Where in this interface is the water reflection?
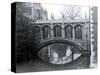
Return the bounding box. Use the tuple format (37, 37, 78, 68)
(37, 43, 82, 64)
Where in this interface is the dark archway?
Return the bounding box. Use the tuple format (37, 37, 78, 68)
(42, 25, 51, 39)
(74, 24, 82, 40)
(65, 25, 73, 39)
(53, 25, 62, 38)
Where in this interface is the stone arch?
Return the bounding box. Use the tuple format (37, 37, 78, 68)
(53, 25, 62, 38)
(35, 39, 86, 54)
(74, 24, 82, 39)
(42, 25, 51, 39)
(64, 25, 73, 39)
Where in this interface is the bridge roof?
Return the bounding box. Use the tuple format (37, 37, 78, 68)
(31, 19, 89, 24)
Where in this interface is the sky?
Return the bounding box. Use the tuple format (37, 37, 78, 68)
(41, 3, 89, 20)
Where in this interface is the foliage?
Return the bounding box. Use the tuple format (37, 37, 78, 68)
(61, 5, 81, 20)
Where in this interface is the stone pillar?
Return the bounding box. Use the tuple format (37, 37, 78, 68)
(40, 27, 43, 42)
(73, 25, 75, 40)
(62, 23, 65, 39)
(51, 23, 54, 39)
(82, 24, 84, 41)
(82, 27, 86, 49)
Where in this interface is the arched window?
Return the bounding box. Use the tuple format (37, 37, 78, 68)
(42, 25, 51, 39)
(65, 25, 73, 39)
(74, 25, 82, 39)
(53, 25, 62, 37)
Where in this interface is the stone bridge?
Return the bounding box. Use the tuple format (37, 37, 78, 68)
(30, 19, 91, 65)
(31, 20, 90, 51)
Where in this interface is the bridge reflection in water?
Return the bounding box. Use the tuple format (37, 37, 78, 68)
(37, 43, 82, 65)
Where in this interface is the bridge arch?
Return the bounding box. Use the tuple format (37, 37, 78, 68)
(53, 25, 62, 38)
(74, 24, 83, 28)
(64, 25, 73, 39)
(42, 25, 51, 39)
(35, 39, 85, 54)
(74, 24, 83, 39)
